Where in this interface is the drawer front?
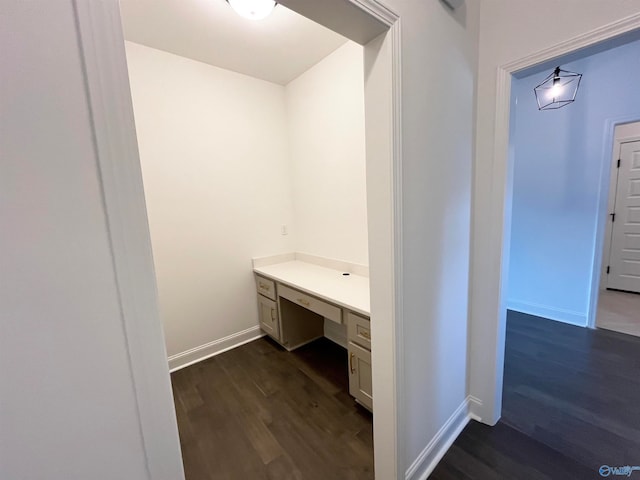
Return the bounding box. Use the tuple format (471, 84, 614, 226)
(347, 312, 371, 350)
(255, 275, 276, 301)
(258, 295, 279, 340)
(278, 284, 342, 324)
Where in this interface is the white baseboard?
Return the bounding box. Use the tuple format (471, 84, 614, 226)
(467, 395, 483, 422)
(324, 319, 348, 349)
(507, 299, 587, 327)
(405, 396, 474, 480)
(168, 325, 264, 372)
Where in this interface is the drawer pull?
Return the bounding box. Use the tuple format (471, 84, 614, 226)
(271, 308, 276, 321)
(278, 284, 341, 324)
(360, 330, 371, 340)
(350, 353, 356, 374)
(297, 298, 311, 307)
(259, 282, 271, 291)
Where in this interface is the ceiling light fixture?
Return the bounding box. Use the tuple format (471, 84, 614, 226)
(534, 66, 582, 110)
(227, 0, 277, 20)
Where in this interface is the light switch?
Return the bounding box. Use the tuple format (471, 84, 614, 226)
(281, 225, 288, 235)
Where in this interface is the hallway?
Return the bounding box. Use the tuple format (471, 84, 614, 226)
(432, 311, 640, 479)
(597, 289, 640, 338)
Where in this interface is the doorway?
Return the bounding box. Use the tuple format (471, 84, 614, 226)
(468, 12, 640, 427)
(597, 121, 640, 337)
(505, 36, 640, 331)
(475, 24, 640, 474)
(603, 136, 640, 293)
(72, 0, 402, 478)
(120, 2, 373, 476)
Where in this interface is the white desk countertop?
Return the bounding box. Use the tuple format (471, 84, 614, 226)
(253, 260, 370, 317)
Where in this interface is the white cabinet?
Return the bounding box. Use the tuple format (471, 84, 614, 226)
(348, 340, 373, 411)
(255, 275, 276, 301)
(347, 312, 372, 411)
(253, 267, 372, 410)
(347, 311, 371, 350)
(257, 292, 280, 341)
(254, 275, 323, 349)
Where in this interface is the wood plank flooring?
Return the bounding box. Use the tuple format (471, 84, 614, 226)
(597, 288, 640, 338)
(432, 310, 640, 479)
(173, 311, 640, 479)
(171, 337, 373, 480)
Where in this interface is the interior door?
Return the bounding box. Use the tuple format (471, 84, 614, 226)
(608, 140, 640, 293)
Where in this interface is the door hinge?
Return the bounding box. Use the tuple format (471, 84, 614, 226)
(610, 212, 616, 222)
(617, 158, 621, 168)
(607, 266, 610, 274)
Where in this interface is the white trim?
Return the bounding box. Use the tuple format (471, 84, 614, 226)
(404, 397, 474, 480)
(350, 0, 399, 26)
(468, 396, 483, 422)
(599, 127, 626, 292)
(360, 4, 403, 478)
(476, 11, 640, 427)
(342, 1, 402, 478)
(72, 1, 185, 479)
(503, 13, 640, 73)
(507, 300, 587, 327)
(391, 16, 405, 480)
(602, 138, 618, 291)
(168, 326, 265, 372)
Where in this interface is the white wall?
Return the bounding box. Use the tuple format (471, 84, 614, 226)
(3, 1, 482, 479)
(126, 39, 369, 363)
(470, 0, 640, 425)
(290, 3, 481, 474)
(1, 2, 181, 479)
(286, 42, 368, 266)
(125, 42, 295, 362)
(374, 0, 480, 475)
(507, 39, 640, 326)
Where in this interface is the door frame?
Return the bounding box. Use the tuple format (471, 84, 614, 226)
(472, 12, 640, 425)
(72, 0, 404, 478)
(600, 125, 640, 295)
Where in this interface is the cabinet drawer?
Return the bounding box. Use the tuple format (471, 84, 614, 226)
(278, 284, 342, 324)
(255, 275, 276, 301)
(347, 312, 371, 350)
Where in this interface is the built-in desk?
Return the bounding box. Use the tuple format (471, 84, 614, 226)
(253, 254, 372, 410)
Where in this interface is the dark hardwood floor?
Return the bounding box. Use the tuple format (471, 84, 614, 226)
(432, 310, 640, 479)
(173, 311, 640, 479)
(171, 337, 374, 480)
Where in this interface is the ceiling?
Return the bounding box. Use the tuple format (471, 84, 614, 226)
(119, 0, 349, 85)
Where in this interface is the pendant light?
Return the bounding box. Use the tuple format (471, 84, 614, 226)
(227, 0, 277, 20)
(534, 66, 582, 110)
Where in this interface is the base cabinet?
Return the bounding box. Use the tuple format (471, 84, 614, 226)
(254, 273, 373, 410)
(348, 341, 373, 411)
(257, 294, 279, 341)
(347, 312, 372, 411)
